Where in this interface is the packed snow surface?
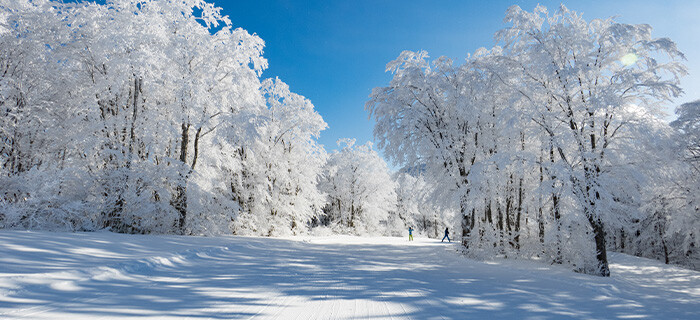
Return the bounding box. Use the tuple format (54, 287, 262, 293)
(0, 231, 698, 319)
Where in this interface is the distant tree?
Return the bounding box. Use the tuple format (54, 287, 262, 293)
(231, 78, 327, 236)
(672, 100, 700, 170)
(394, 172, 453, 238)
(319, 140, 397, 235)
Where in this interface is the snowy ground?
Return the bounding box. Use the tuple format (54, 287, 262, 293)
(0, 231, 698, 319)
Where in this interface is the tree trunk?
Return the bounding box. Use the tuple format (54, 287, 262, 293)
(174, 184, 187, 233)
(485, 200, 493, 224)
(538, 154, 545, 245)
(350, 202, 355, 228)
(550, 143, 562, 264)
(173, 122, 190, 234)
(553, 193, 562, 264)
(127, 77, 141, 162)
(589, 215, 610, 276)
(620, 229, 626, 251)
(461, 198, 471, 248)
(515, 132, 524, 250)
(538, 206, 545, 244)
(515, 177, 523, 250)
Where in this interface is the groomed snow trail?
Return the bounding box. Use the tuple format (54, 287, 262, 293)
(0, 231, 698, 319)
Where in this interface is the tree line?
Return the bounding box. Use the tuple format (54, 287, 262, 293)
(0, 0, 436, 238)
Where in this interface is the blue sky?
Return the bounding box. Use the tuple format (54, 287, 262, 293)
(219, 0, 700, 166)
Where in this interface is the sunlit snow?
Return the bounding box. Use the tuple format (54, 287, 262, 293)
(1, 231, 698, 319)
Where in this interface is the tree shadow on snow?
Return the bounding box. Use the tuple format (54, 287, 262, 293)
(0, 231, 698, 319)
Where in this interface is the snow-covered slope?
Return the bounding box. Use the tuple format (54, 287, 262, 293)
(0, 231, 698, 319)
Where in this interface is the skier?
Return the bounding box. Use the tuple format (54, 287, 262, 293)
(441, 227, 450, 242)
(408, 226, 414, 241)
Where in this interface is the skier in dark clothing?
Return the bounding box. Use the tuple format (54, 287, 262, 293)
(441, 227, 450, 242)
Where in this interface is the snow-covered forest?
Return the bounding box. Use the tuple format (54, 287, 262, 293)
(1, 0, 698, 277)
(0, 0, 429, 238)
(367, 5, 699, 275)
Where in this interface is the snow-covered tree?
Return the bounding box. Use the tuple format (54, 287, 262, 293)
(368, 4, 687, 276)
(492, 4, 685, 276)
(231, 78, 327, 236)
(649, 99, 700, 268)
(319, 140, 397, 235)
(394, 172, 453, 238)
(672, 100, 700, 169)
(0, 0, 326, 236)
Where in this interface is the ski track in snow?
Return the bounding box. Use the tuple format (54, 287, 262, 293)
(0, 231, 698, 319)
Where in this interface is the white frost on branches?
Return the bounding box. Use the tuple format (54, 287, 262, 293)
(367, 4, 692, 275)
(318, 139, 397, 235)
(0, 0, 326, 236)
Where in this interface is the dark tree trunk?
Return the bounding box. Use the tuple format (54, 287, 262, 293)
(350, 202, 355, 228)
(589, 215, 610, 276)
(174, 185, 187, 234)
(538, 206, 545, 244)
(173, 122, 190, 234)
(505, 180, 512, 235)
(515, 178, 523, 250)
(485, 200, 493, 224)
(461, 212, 470, 248)
(459, 184, 475, 247)
(127, 77, 141, 161)
(553, 193, 562, 264)
(538, 155, 545, 245)
(191, 127, 202, 170)
(461, 198, 472, 248)
(620, 229, 626, 251)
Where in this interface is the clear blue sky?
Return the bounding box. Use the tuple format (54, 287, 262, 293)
(219, 0, 700, 166)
